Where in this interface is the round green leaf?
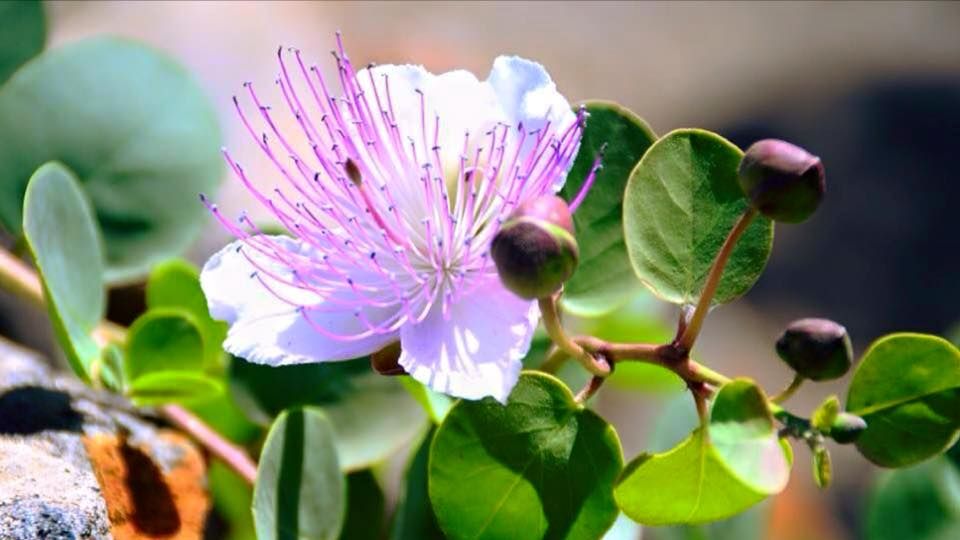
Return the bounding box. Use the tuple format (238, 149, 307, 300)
(126, 309, 205, 380)
(623, 129, 774, 306)
(867, 457, 960, 540)
(127, 371, 223, 406)
(255, 407, 345, 540)
(23, 162, 104, 382)
(646, 396, 773, 540)
(846, 333, 960, 468)
(340, 470, 386, 540)
(0, 0, 45, 85)
(229, 356, 425, 471)
(146, 259, 227, 368)
(429, 371, 623, 540)
(615, 379, 790, 525)
(0, 37, 222, 282)
(710, 380, 790, 494)
(560, 101, 657, 316)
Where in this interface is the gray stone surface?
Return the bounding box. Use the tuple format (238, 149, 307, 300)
(0, 337, 195, 540)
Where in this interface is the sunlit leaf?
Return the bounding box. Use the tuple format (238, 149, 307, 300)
(127, 371, 223, 406)
(430, 372, 623, 540)
(615, 379, 790, 525)
(846, 333, 960, 468)
(22, 162, 103, 381)
(146, 258, 227, 369)
(254, 407, 345, 540)
(125, 308, 204, 380)
(400, 377, 453, 424)
(623, 129, 773, 306)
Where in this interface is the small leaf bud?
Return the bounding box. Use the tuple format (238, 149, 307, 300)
(491, 195, 579, 300)
(813, 446, 832, 489)
(775, 318, 853, 381)
(811, 395, 841, 433)
(738, 139, 825, 223)
(829, 412, 867, 444)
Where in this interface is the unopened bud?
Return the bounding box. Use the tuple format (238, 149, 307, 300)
(371, 342, 405, 375)
(829, 412, 867, 444)
(775, 318, 853, 381)
(491, 195, 579, 300)
(738, 139, 825, 223)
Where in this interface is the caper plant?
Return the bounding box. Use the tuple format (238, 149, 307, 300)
(0, 13, 957, 540)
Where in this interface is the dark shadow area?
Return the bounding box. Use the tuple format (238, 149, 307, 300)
(276, 408, 305, 540)
(722, 75, 960, 540)
(0, 386, 82, 435)
(121, 441, 181, 536)
(106, 282, 147, 327)
(723, 76, 960, 343)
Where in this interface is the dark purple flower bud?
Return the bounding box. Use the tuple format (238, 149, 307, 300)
(738, 139, 825, 223)
(775, 318, 853, 381)
(491, 195, 579, 300)
(829, 412, 867, 444)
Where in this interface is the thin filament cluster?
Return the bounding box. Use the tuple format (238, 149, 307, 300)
(203, 35, 591, 343)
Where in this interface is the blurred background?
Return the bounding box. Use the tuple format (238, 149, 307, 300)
(3, 1, 960, 539)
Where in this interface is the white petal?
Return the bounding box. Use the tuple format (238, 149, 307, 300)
(487, 56, 578, 190)
(398, 279, 540, 403)
(358, 63, 503, 169)
(200, 235, 400, 365)
(487, 56, 575, 133)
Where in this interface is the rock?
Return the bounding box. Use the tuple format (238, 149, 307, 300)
(0, 337, 209, 539)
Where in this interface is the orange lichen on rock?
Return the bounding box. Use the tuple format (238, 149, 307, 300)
(83, 431, 209, 540)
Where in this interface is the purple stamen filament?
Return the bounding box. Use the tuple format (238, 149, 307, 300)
(208, 35, 589, 339)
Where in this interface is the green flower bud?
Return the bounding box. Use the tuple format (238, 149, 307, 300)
(775, 318, 853, 381)
(738, 139, 825, 223)
(829, 412, 867, 444)
(491, 195, 579, 300)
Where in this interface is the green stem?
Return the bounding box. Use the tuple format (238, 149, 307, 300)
(685, 361, 732, 386)
(538, 295, 610, 376)
(677, 208, 757, 352)
(770, 374, 805, 404)
(539, 346, 569, 374)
